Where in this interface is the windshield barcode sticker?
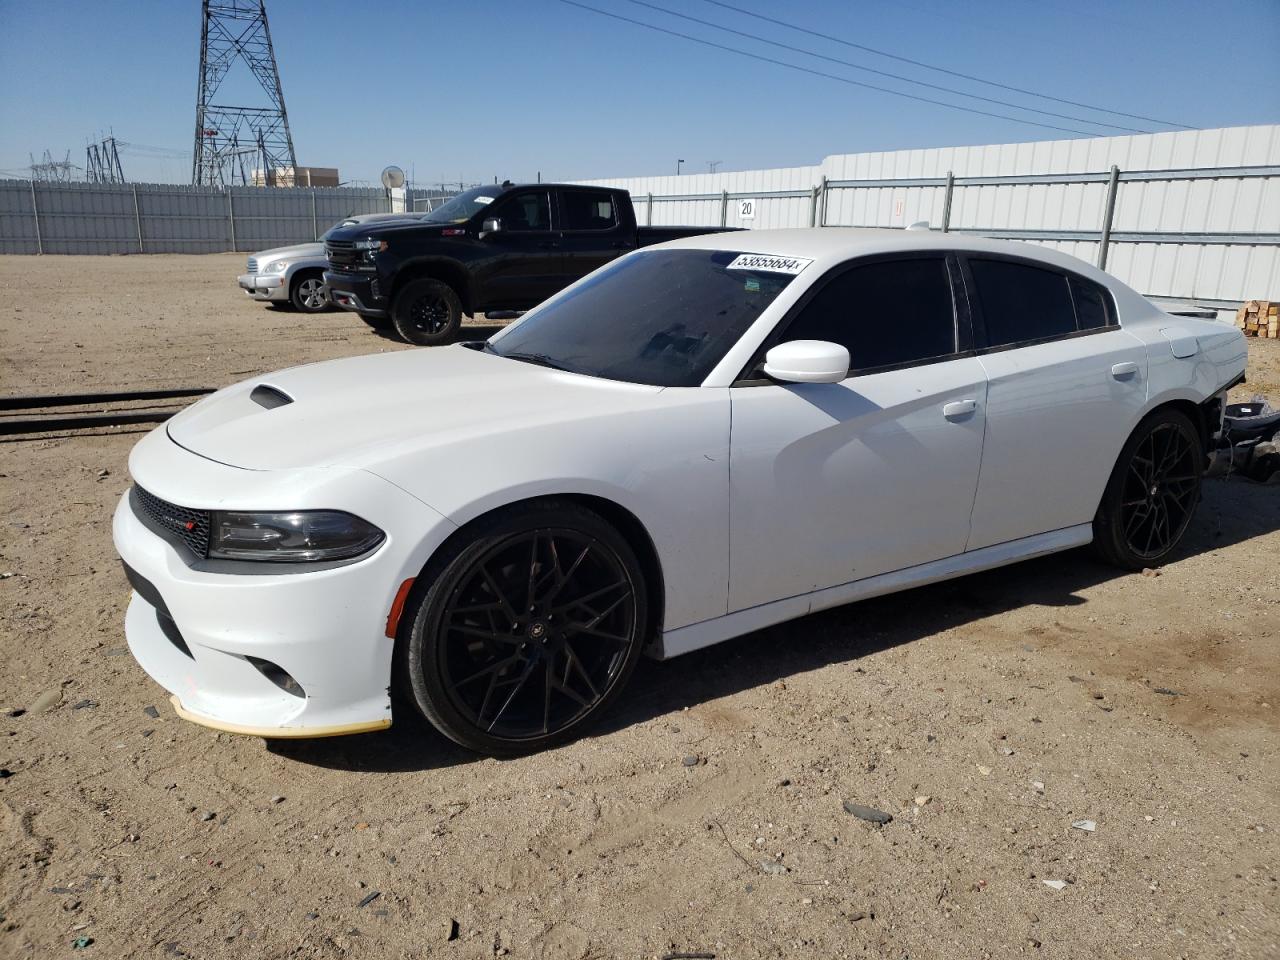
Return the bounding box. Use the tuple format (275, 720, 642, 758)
(474, 196, 494, 205)
(726, 254, 813, 274)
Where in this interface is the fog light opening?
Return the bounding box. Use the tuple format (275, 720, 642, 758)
(245, 656, 306, 699)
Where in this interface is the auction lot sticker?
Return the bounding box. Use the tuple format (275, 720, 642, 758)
(726, 253, 813, 275)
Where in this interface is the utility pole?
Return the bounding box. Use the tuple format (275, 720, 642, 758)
(193, 0, 297, 186)
(707, 160, 722, 174)
(676, 158, 684, 176)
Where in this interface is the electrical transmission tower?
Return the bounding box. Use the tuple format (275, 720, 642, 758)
(86, 135, 127, 183)
(29, 150, 80, 182)
(192, 0, 296, 187)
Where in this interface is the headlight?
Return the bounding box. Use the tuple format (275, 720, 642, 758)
(354, 238, 388, 252)
(208, 510, 385, 562)
(264, 260, 290, 274)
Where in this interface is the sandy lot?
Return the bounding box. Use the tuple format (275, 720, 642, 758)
(1, 254, 1277, 960)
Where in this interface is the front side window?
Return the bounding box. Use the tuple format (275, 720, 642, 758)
(778, 257, 956, 372)
(488, 191, 550, 231)
(969, 258, 1077, 346)
(560, 190, 618, 231)
(489, 250, 796, 387)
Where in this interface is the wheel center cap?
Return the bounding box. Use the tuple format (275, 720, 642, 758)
(1150, 484, 1159, 496)
(527, 621, 548, 641)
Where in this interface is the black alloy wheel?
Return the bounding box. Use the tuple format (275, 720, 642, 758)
(1093, 408, 1202, 569)
(392, 277, 463, 346)
(399, 502, 648, 754)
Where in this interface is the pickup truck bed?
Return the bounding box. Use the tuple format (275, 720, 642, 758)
(324, 182, 740, 345)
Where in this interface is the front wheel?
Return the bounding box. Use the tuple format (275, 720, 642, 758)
(392, 278, 463, 346)
(398, 502, 648, 755)
(1092, 408, 1202, 569)
(290, 270, 331, 313)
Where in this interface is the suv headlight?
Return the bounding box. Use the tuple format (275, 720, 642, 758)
(354, 238, 388, 252)
(208, 510, 385, 562)
(264, 260, 290, 274)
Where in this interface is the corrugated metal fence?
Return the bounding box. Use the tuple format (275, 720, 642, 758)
(582, 125, 1280, 305)
(0, 181, 454, 255)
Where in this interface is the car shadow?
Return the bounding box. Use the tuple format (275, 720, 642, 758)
(268, 476, 1279, 773)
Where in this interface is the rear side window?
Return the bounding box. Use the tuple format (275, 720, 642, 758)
(560, 190, 618, 231)
(780, 257, 956, 371)
(970, 258, 1076, 346)
(1069, 275, 1114, 330)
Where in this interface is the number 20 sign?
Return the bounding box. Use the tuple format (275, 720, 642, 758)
(738, 198, 756, 221)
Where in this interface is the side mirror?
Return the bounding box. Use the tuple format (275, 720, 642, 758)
(763, 340, 850, 384)
(480, 217, 503, 238)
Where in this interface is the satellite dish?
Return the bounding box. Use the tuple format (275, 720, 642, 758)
(380, 165, 405, 189)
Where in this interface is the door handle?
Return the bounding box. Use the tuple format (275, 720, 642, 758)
(1111, 361, 1139, 379)
(943, 399, 977, 420)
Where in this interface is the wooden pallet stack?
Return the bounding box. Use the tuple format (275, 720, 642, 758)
(1237, 300, 1280, 338)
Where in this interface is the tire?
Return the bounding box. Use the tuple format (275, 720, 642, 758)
(397, 501, 649, 755)
(1092, 407, 1203, 570)
(392, 278, 463, 346)
(290, 270, 330, 313)
(359, 313, 394, 331)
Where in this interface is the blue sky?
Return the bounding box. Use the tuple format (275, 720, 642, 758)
(1, 0, 1278, 186)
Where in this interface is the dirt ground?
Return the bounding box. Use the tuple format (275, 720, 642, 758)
(0, 254, 1277, 960)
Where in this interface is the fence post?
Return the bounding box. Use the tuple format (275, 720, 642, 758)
(809, 184, 819, 227)
(1097, 164, 1120, 270)
(720, 190, 729, 228)
(818, 175, 829, 227)
(646, 192, 653, 226)
(311, 188, 318, 240)
(226, 187, 237, 253)
(29, 180, 43, 254)
(132, 184, 144, 253)
(941, 171, 955, 233)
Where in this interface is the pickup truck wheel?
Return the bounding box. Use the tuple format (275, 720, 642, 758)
(393, 278, 463, 346)
(289, 271, 331, 313)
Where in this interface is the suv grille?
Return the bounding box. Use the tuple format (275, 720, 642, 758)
(132, 487, 211, 558)
(325, 240, 372, 272)
(246, 256, 259, 274)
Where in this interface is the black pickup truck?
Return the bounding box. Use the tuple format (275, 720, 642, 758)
(323, 183, 738, 345)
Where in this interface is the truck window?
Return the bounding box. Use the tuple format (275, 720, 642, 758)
(489, 191, 550, 232)
(560, 190, 618, 231)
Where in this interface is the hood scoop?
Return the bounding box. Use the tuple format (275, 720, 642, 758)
(250, 384, 294, 410)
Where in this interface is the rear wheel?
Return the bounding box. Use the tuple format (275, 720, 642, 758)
(398, 501, 648, 755)
(392, 278, 463, 346)
(1092, 408, 1202, 569)
(290, 270, 330, 313)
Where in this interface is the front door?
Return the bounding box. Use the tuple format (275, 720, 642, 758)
(728, 254, 988, 612)
(473, 188, 560, 310)
(555, 188, 630, 286)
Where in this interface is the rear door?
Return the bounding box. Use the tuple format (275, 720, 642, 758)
(961, 255, 1148, 550)
(473, 188, 560, 310)
(555, 188, 632, 285)
(728, 254, 989, 611)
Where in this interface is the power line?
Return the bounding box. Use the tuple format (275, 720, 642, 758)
(698, 0, 1193, 130)
(623, 0, 1146, 134)
(558, 0, 1099, 136)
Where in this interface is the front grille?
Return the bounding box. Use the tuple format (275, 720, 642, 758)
(325, 240, 372, 272)
(132, 486, 211, 559)
(246, 256, 259, 274)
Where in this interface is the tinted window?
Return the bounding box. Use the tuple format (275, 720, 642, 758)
(490, 250, 795, 387)
(970, 259, 1076, 346)
(1070, 275, 1113, 330)
(421, 185, 502, 224)
(780, 257, 956, 371)
(560, 190, 618, 231)
(489, 191, 550, 231)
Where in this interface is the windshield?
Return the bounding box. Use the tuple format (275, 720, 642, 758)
(422, 186, 502, 224)
(489, 250, 798, 387)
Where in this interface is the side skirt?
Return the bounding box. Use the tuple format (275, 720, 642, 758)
(658, 524, 1093, 660)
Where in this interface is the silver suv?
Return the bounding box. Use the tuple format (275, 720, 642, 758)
(238, 212, 432, 313)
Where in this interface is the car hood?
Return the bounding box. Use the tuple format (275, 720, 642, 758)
(254, 241, 323, 262)
(166, 345, 664, 471)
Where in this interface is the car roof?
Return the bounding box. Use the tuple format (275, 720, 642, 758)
(655, 226, 1117, 285)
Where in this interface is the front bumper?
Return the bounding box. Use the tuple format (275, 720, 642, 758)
(238, 273, 288, 302)
(324, 270, 388, 317)
(112, 427, 455, 736)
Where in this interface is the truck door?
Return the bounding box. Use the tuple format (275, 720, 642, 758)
(473, 188, 561, 310)
(555, 188, 631, 287)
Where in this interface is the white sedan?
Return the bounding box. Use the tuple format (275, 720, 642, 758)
(113, 229, 1246, 754)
